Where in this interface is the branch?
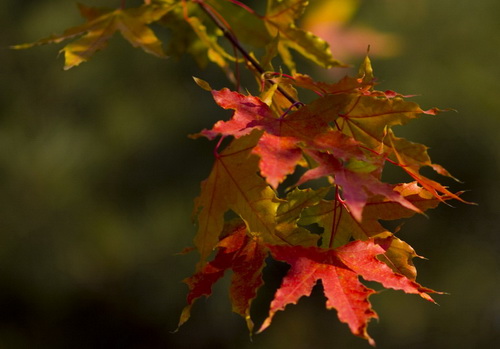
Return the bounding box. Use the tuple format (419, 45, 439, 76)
(196, 1, 299, 106)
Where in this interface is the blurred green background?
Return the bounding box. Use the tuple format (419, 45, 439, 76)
(1, 0, 498, 348)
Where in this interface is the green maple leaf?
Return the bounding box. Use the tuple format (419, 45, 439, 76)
(275, 187, 330, 246)
(183, 15, 236, 74)
(264, 0, 342, 72)
(205, 0, 270, 49)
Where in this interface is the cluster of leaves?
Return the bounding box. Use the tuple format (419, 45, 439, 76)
(12, 0, 339, 73)
(14, 0, 469, 345)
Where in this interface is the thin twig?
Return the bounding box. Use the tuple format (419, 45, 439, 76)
(196, 1, 299, 106)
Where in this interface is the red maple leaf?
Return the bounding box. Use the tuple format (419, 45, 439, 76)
(259, 239, 439, 346)
(178, 221, 267, 333)
(298, 150, 421, 221)
(197, 88, 272, 140)
(196, 88, 364, 188)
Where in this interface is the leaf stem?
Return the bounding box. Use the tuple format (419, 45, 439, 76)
(279, 101, 304, 119)
(328, 186, 345, 249)
(195, 0, 299, 106)
(225, 0, 261, 17)
(214, 135, 225, 158)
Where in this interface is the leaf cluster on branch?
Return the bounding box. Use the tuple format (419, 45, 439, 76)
(13, 0, 471, 345)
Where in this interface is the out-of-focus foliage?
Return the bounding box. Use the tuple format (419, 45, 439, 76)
(12, 2, 173, 69)
(1, 0, 499, 348)
(12, 0, 341, 76)
(302, 0, 402, 60)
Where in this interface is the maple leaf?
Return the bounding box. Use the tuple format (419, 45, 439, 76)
(193, 130, 323, 260)
(300, 182, 451, 279)
(196, 88, 273, 140)
(12, 2, 174, 69)
(195, 56, 381, 189)
(264, 0, 342, 72)
(259, 239, 439, 346)
(178, 221, 267, 333)
(195, 60, 467, 241)
(309, 130, 366, 160)
(387, 130, 470, 204)
(204, 0, 271, 49)
(258, 72, 302, 113)
(334, 92, 469, 204)
(337, 94, 430, 145)
(183, 15, 236, 77)
(298, 150, 421, 222)
(192, 131, 281, 265)
(290, 54, 375, 94)
(252, 133, 304, 189)
(291, 73, 367, 95)
(290, 58, 374, 96)
(194, 89, 305, 188)
(274, 187, 330, 246)
(157, 6, 209, 67)
(197, 87, 364, 188)
(192, 129, 329, 263)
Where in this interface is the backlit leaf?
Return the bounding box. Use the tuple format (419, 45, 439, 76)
(179, 221, 267, 333)
(205, 0, 271, 49)
(298, 150, 421, 221)
(192, 131, 281, 265)
(12, 2, 174, 69)
(264, 0, 342, 72)
(184, 15, 236, 74)
(197, 87, 363, 188)
(259, 239, 439, 346)
(300, 182, 450, 279)
(274, 187, 330, 246)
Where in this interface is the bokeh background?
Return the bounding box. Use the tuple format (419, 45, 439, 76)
(1, 0, 499, 348)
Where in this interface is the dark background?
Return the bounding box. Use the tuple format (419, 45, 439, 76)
(1, 0, 498, 348)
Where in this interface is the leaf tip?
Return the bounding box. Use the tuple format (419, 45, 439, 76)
(368, 336, 376, 347)
(193, 76, 213, 91)
(174, 246, 196, 255)
(359, 51, 374, 82)
(10, 43, 30, 50)
(255, 317, 272, 334)
(175, 305, 193, 332)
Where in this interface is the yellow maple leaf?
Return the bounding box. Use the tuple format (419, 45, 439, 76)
(12, 3, 175, 69)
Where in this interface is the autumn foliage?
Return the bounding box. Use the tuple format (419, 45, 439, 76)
(13, 0, 470, 345)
